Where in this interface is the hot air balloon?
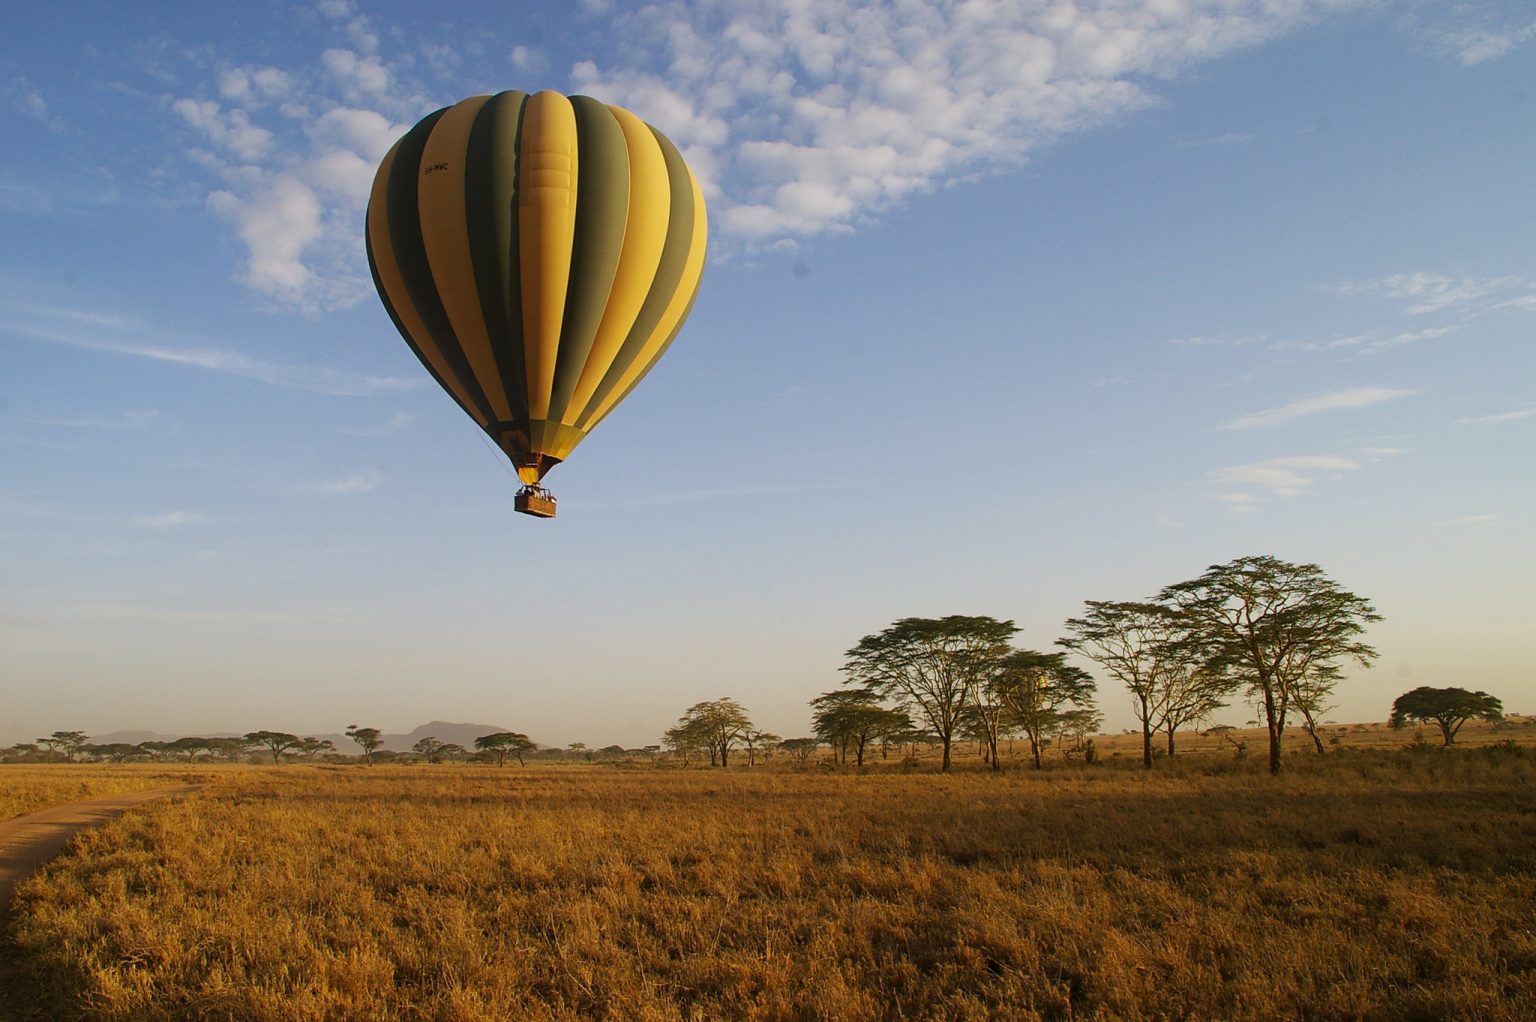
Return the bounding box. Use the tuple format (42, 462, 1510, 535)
(366, 90, 708, 518)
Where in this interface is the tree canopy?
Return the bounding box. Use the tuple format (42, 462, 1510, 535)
(993, 650, 1097, 769)
(1390, 687, 1503, 746)
(843, 615, 1018, 772)
(666, 698, 754, 767)
(474, 731, 535, 766)
(1159, 556, 1379, 775)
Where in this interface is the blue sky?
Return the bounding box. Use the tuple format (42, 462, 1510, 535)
(3, 0, 1533, 748)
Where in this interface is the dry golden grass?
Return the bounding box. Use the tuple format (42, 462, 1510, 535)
(0, 765, 222, 821)
(6, 746, 1536, 1021)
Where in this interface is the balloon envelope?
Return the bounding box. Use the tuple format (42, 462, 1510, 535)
(367, 90, 708, 485)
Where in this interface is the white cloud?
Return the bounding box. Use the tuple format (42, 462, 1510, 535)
(14, 320, 420, 398)
(1331, 272, 1530, 316)
(1438, 514, 1500, 527)
(217, 66, 294, 107)
(1210, 455, 1359, 510)
(18, 411, 157, 430)
(1219, 386, 1416, 430)
(133, 510, 214, 529)
(341, 411, 416, 437)
(208, 176, 323, 303)
(322, 48, 392, 99)
(300, 470, 385, 495)
(1405, 8, 1536, 66)
(1456, 407, 1533, 426)
(571, 0, 1368, 243)
(173, 98, 275, 161)
(510, 45, 544, 73)
(169, 0, 1531, 310)
(1287, 325, 1458, 354)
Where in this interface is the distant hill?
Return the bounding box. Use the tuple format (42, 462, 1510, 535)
(91, 721, 529, 754)
(378, 721, 518, 753)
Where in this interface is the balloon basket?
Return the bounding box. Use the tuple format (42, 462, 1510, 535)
(515, 486, 557, 519)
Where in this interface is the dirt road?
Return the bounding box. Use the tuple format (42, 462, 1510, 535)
(0, 785, 203, 920)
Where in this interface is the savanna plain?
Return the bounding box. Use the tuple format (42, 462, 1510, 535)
(3, 730, 1535, 1021)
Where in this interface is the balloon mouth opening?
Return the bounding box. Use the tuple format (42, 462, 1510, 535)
(514, 453, 562, 485)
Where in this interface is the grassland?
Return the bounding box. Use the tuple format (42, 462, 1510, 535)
(0, 765, 222, 822)
(4, 738, 1535, 1022)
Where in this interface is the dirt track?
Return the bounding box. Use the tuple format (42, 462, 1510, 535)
(0, 785, 202, 921)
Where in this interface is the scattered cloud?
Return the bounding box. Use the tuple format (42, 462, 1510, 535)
(1403, 8, 1536, 66)
(1437, 513, 1500, 527)
(1329, 272, 1532, 316)
(1280, 325, 1458, 355)
(133, 510, 216, 529)
(162, 0, 1381, 307)
(7, 299, 421, 398)
(341, 411, 416, 437)
(4, 74, 61, 131)
(574, 0, 1371, 244)
(1456, 407, 1533, 426)
(13, 410, 157, 430)
(1219, 386, 1416, 430)
(1166, 334, 1266, 349)
(1173, 131, 1254, 147)
(299, 470, 384, 495)
(1210, 455, 1359, 511)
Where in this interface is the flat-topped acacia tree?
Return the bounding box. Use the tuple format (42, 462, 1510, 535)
(1390, 687, 1504, 746)
(346, 725, 384, 765)
(474, 732, 535, 766)
(245, 731, 302, 765)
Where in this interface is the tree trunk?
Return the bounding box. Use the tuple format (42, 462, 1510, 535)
(1142, 720, 1153, 769)
(855, 738, 865, 768)
(940, 735, 952, 772)
(988, 737, 1000, 771)
(1167, 726, 1176, 759)
(1030, 735, 1043, 770)
(1306, 722, 1325, 754)
(1264, 689, 1282, 775)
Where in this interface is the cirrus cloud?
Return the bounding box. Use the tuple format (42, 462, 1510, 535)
(1219, 386, 1417, 430)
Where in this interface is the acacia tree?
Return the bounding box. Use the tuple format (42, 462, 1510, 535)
(1283, 648, 1344, 755)
(346, 725, 384, 765)
(295, 737, 335, 759)
(1159, 662, 1232, 758)
(37, 731, 89, 763)
(475, 731, 535, 766)
(811, 690, 904, 767)
(668, 698, 753, 767)
(1159, 556, 1380, 776)
(662, 719, 707, 765)
(742, 729, 780, 767)
(412, 736, 446, 763)
(994, 650, 1097, 769)
(1059, 601, 1180, 769)
(964, 670, 1021, 771)
(246, 731, 303, 764)
(1054, 707, 1104, 756)
(843, 616, 1017, 772)
(84, 742, 144, 763)
(779, 738, 820, 763)
(1390, 687, 1504, 746)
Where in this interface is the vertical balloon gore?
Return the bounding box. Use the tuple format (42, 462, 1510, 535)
(366, 90, 708, 517)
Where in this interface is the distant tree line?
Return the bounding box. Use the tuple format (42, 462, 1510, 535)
(10, 559, 1517, 774)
